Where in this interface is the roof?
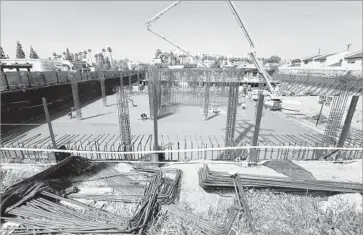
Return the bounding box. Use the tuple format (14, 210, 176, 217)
(344, 50, 362, 59)
(313, 53, 336, 61)
(235, 63, 256, 70)
(329, 61, 342, 67)
(301, 54, 321, 62)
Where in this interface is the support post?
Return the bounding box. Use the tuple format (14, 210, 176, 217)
(16, 69, 23, 88)
(204, 71, 210, 120)
(153, 73, 159, 149)
(119, 70, 124, 87)
(71, 77, 82, 120)
(316, 101, 324, 126)
(100, 73, 107, 107)
(129, 71, 132, 93)
(148, 70, 155, 119)
(42, 97, 57, 150)
(250, 94, 264, 163)
(2, 71, 10, 90)
(137, 70, 140, 87)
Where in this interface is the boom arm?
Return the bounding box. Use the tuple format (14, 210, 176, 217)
(226, 1, 275, 94)
(145, 1, 181, 28)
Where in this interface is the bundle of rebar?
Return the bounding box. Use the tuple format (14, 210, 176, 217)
(132, 165, 182, 205)
(2, 191, 129, 234)
(198, 164, 363, 193)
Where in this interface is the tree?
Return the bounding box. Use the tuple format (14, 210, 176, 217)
(52, 52, 57, 60)
(83, 50, 88, 58)
(265, 55, 281, 64)
(155, 49, 162, 59)
(291, 59, 301, 64)
(29, 46, 40, 59)
(71, 53, 75, 62)
(65, 48, 72, 61)
(179, 54, 187, 65)
(94, 53, 106, 70)
(212, 59, 221, 68)
(16, 41, 26, 58)
(102, 48, 106, 58)
(107, 47, 113, 68)
(0, 46, 7, 59)
(105, 57, 111, 70)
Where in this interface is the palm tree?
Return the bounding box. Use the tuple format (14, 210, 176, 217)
(102, 48, 106, 58)
(52, 52, 57, 60)
(107, 47, 113, 68)
(78, 52, 83, 60)
(88, 49, 93, 63)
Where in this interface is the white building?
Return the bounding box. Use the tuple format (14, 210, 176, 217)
(278, 49, 362, 77)
(1, 58, 93, 72)
(341, 50, 362, 70)
(1, 59, 66, 72)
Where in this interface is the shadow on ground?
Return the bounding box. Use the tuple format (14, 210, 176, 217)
(81, 112, 113, 121)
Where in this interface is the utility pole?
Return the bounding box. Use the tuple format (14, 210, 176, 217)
(42, 97, 57, 150)
(346, 44, 352, 51)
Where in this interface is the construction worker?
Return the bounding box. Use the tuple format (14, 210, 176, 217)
(140, 113, 148, 121)
(128, 97, 137, 107)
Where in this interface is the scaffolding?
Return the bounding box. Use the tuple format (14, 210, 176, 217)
(203, 71, 211, 120)
(224, 82, 239, 160)
(116, 85, 132, 160)
(323, 91, 349, 145)
(100, 76, 107, 107)
(70, 78, 82, 120)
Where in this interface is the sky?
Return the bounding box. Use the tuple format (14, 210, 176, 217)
(1, 1, 362, 63)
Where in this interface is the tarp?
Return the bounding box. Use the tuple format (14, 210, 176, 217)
(262, 160, 316, 181)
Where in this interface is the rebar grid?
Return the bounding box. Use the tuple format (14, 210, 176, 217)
(323, 91, 349, 145)
(203, 71, 211, 120)
(224, 82, 239, 160)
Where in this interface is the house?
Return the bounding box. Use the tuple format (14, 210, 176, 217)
(312, 53, 337, 67)
(301, 54, 321, 67)
(152, 58, 162, 65)
(341, 50, 362, 70)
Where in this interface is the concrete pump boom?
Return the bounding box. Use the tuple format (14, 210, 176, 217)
(226, 1, 275, 95)
(145, 1, 181, 28)
(145, 1, 280, 101)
